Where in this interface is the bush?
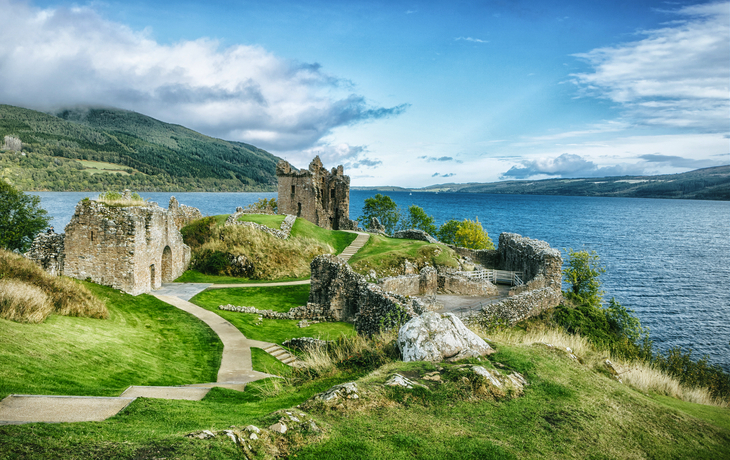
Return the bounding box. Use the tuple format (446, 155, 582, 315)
(453, 217, 494, 250)
(180, 216, 217, 249)
(0, 249, 108, 321)
(192, 249, 231, 275)
(436, 219, 461, 245)
(654, 347, 730, 401)
(563, 249, 605, 307)
(0, 179, 51, 252)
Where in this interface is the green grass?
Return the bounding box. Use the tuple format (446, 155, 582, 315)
(289, 218, 357, 254)
(174, 269, 308, 284)
(194, 285, 311, 313)
(349, 234, 459, 276)
(0, 282, 221, 399)
(293, 343, 730, 459)
(237, 213, 285, 229)
(251, 347, 293, 377)
(190, 287, 356, 344)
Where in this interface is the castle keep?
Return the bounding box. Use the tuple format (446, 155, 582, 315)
(276, 156, 356, 230)
(26, 197, 201, 295)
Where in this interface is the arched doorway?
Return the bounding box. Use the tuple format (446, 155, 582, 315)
(161, 246, 173, 282)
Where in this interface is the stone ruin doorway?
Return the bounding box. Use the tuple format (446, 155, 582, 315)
(150, 264, 156, 290)
(161, 246, 173, 282)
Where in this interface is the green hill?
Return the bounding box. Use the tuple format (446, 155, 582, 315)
(417, 166, 730, 200)
(0, 105, 280, 191)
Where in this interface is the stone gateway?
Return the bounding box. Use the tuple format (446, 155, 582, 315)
(26, 197, 201, 295)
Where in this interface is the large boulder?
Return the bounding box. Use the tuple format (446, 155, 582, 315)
(398, 311, 493, 362)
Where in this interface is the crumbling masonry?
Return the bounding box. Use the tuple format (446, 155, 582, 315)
(276, 156, 356, 230)
(26, 197, 201, 295)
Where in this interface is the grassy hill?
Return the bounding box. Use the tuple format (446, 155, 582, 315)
(0, 104, 280, 191)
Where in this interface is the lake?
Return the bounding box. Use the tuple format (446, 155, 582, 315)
(32, 190, 730, 371)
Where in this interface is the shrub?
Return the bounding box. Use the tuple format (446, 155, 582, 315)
(180, 216, 217, 249)
(0, 248, 108, 321)
(563, 248, 605, 307)
(654, 347, 730, 401)
(0, 278, 53, 323)
(192, 249, 232, 275)
(453, 217, 494, 250)
(0, 179, 51, 252)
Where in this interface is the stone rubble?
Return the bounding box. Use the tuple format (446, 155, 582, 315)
(393, 229, 439, 244)
(313, 382, 360, 402)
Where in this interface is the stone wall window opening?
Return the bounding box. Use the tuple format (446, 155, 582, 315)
(291, 185, 296, 195)
(150, 264, 156, 289)
(297, 202, 302, 217)
(330, 188, 335, 199)
(161, 246, 173, 282)
(90, 231, 94, 243)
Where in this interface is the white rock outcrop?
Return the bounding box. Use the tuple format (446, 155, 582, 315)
(398, 311, 494, 362)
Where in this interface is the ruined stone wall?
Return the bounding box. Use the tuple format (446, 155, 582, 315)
(2, 135, 22, 152)
(62, 199, 192, 295)
(24, 233, 65, 276)
(393, 229, 438, 244)
(449, 246, 500, 268)
(496, 233, 562, 289)
(276, 156, 355, 230)
(308, 254, 425, 336)
(437, 274, 499, 296)
(470, 287, 563, 327)
(167, 197, 203, 230)
(378, 266, 438, 297)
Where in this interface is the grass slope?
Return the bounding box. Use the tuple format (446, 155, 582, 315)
(0, 283, 221, 399)
(190, 287, 355, 344)
(0, 104, 279, 191)
(349, 234, 459, 277)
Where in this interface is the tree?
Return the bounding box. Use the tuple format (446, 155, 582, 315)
(0, 180, 51, 252)
(402, 205, 436, 235)
(563, 248, 605, 307)
(359, 194, 401, 234)
(453, 217, 494, 250)
(436, 219, 461, 245)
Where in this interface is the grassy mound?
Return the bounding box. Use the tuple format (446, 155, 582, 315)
(348, 234, 460, 277)
(0, 249, 108, 322)
(0, 282, 221, 398)
(179, 214, 358, 282)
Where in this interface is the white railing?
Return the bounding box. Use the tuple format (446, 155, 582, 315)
(456, 269, 524, 286)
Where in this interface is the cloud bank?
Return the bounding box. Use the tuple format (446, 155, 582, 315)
(501, 152, 723, 179)
(571, 2, 729, 132)
(0, 0, 407, 151)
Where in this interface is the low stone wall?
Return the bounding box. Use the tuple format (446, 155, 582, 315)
(469, 286, 563, 326)
(497, 233, 562, 289)
(378, 266, 437, 296)
(24, 233, 65, 276)
(449, 246, 500, 268)
(219, 303, 333, 322)
(393, 229, 438, 244)
(438, 274, 498, 296)
(225, 210, 296, 239)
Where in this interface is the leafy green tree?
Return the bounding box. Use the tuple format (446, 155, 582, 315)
(453, 217, 494, 250)
(0, 180, 51, 252)
(436, 219, 461, 245)
(359, 194, 401, 234)
(401, 205, 436, 235)
(563, 249, 605, 307)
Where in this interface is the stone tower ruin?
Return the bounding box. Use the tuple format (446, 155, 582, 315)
(276, 156, 356, 230)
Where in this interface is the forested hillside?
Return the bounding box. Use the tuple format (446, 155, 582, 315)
(0, 105, 279, 191)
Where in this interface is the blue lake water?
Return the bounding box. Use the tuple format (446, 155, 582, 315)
(33, 190, 730, 371)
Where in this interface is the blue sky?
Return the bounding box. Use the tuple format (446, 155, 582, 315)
(1, 0, 728, 186)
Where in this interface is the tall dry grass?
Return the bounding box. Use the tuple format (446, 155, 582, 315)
(0, 249, 108, 322)
(297, 332, 398, 377)
(485, 326, 727, 408)
(198, 225, 332, 279)
(0, 279, 53, 323)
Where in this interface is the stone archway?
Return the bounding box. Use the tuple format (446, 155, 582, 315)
(161, 246, 173, 282)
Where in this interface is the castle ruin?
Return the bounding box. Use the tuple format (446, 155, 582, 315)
(26, 196, 201, 295)
(276, 156, 356, 230)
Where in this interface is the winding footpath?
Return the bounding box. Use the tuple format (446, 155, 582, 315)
(0, 229, 369, 425)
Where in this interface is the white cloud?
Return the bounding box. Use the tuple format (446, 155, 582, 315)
(0, 0, 407, 151)
(455, 37, 489, 44)
(570, 2, 730, 132)
(294, 142, 382, 170)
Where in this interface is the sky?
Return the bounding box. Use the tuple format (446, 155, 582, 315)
(0, 0, 728, 186)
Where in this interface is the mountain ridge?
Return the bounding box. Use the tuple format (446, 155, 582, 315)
(0, 104, 280, 191)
